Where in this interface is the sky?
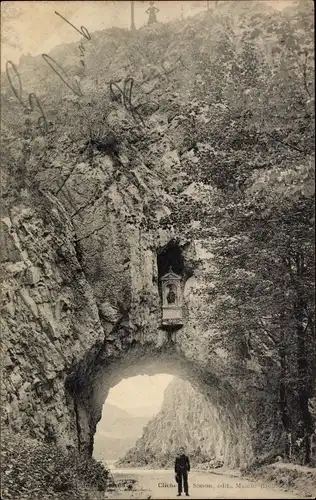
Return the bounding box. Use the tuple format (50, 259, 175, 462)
(106, 373, 174, 412)
(1, 1, 206, 70)
(1, 1, 294, 71)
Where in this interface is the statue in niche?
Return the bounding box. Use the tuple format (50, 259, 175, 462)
(161, 266, 183, 327)
(167, 284, 176, 304)
(146, 1, 159, 25)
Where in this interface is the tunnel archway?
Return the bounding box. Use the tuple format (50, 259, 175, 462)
(93, 372, 227, 468)
(66, 343, 254, 469)
(60, 231, 282, 473)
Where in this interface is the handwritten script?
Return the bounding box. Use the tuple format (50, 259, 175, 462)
(6, 11, 183, 136)
(6, 60, 49, 134)
(110, 77, 148, 127)
(55, 10, 90, 70)
(5, 12, 91, 134)
(41, 12, 92, 97)
(41, 53, 83, 97)
(54, 11, 91, 41)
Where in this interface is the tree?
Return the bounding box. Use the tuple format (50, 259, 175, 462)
(163, 0, 315, 464)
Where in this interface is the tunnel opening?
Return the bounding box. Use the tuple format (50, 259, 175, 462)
(73, 349, 254, 471)
(93, 374, 174, 465)
(93, 373, 226, 470)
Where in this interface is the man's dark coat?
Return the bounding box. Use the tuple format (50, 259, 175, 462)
(175, 454, 190, 495)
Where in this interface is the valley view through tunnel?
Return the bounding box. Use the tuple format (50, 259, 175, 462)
(1, 1, 315, 499)
(93, 372, 248, 470)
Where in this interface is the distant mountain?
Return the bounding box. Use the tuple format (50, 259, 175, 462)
(98, 403, 133, 429)
(93, 402, 156, 461)
(125, 405, 162, 418)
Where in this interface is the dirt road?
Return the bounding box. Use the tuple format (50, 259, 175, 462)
(107, 467, 302, 499)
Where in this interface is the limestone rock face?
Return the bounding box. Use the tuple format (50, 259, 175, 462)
(118, 378, 228, 467)
(1, 189, 104, 447)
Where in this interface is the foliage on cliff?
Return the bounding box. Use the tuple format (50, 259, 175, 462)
(1, 430, 111, 500)
(158, 0, 315, 465)
(97, 0, 315, 467)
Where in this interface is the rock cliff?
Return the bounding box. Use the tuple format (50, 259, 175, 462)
(1, 187, 105, 447)
(118, 378, 226, 468)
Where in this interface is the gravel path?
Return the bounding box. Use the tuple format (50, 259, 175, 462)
(106, 467, 302, 499)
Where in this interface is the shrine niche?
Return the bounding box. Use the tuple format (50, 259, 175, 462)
(161, 267, 183, 327)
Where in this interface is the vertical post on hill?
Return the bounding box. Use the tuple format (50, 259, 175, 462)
(131, 0, 135, 31)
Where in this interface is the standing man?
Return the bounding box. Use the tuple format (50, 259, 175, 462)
(175, 446, 190, 496)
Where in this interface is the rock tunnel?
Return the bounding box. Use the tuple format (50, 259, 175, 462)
(63, 238, 273, 470)
(1, 189, 284, 473)
(66, 344, 254, 469)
